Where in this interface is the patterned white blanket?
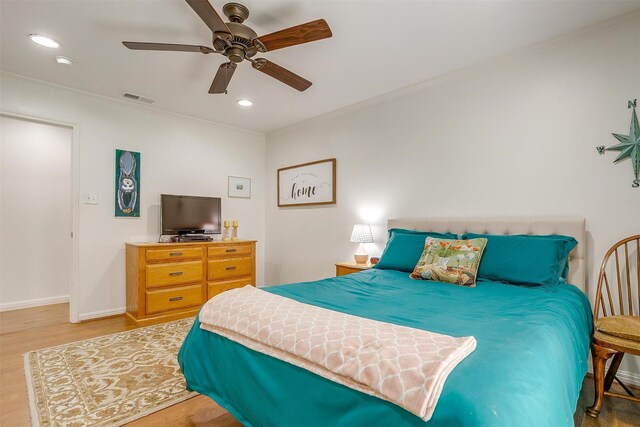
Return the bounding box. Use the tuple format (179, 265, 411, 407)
(199, 286, 476, 421)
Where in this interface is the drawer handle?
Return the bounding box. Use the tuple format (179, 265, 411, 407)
(169, 252, 183, 256)
(169, 296, 183, 302)
(169, 271, 183, 277)
(225, 249, 237, 253)
(226, 266, 237, 271)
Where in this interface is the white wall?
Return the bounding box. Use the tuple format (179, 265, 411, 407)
(0, 73, 266, 320)
(266, 18, 640, 377)
(0, 116, 72, 310)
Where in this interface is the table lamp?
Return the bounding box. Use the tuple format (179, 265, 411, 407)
(350, 224, 373, 264)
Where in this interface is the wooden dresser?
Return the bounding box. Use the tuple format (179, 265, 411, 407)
(126, 240, 256, 325)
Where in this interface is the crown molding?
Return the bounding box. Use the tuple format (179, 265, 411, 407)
(0, 70, 265, 137)
(268, 8, 640, 136)
(2, 7, 638, 138)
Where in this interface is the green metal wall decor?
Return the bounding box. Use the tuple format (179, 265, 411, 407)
(597, 99, 639, 188)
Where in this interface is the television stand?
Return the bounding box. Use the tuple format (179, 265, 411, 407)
(177, 235, 213, 242)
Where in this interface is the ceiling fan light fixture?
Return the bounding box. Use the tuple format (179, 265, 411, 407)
(55, 56, 74, 65)
(237, 99, 253, 107)
(29, 34, 60, 48)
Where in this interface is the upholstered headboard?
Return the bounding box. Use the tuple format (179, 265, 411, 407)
(388, 217, 587, 293)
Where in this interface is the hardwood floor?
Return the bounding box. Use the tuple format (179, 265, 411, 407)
(1, 303, 638, 426)
(574, 377, 640, 427)
(0, 304, 240, 427)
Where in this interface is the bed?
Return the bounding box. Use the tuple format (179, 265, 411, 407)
(178, 217, 592, 426)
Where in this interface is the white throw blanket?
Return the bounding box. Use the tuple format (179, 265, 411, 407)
(199, 286, 476, 421)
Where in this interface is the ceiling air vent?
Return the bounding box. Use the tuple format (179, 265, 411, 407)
(123, 93, 155, 104)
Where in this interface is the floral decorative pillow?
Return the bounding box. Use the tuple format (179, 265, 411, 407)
(410, 237, 488, 287)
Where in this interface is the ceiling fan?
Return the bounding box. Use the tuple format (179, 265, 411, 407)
(123, 0, 332, 94)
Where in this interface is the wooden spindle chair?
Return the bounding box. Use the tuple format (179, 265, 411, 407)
(586, 235, 640, 417)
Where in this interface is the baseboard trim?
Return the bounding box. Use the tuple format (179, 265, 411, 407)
(616, 368, 640, 387)
(588, 363, 640, 387)
(0, 295, 70, 312)
(78, 307, 126, 322)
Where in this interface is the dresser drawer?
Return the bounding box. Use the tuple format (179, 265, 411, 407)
(207, 277, 253, 300)
(207, 257, 252, 280)
(146, 261, 203, 288)
(146, 285, 202, 314)
(146, 247, 202, 262)
(207, 244, 252, 258)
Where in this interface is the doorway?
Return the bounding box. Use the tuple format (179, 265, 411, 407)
(0, 113, 79, 322)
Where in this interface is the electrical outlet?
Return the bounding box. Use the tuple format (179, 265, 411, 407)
(83, 192, 99, 204)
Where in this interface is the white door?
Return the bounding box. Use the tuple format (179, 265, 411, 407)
(0, 116, 72, 311)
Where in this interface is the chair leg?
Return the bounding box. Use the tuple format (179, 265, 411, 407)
(604, 352, 624, 391)
(586, 344, 617, 418)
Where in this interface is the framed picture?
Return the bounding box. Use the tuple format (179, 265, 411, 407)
(115, 149, 140, 217)
(228, 176, 251, 198)
(277, 158, 336, 207)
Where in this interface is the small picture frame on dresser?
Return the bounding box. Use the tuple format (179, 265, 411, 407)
(228, 176, 251, 198)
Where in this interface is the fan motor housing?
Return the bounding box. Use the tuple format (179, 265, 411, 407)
(226, 22, 257, 44)
(212, 21, 258, 60)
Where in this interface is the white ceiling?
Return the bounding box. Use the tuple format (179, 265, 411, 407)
(2, 0, 639, 133)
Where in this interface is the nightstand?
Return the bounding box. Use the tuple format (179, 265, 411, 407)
(335, 262, 372, 277)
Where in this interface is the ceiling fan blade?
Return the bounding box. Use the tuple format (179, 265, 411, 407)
(185, 0, 231, 35)
(209, 62, 237, 94)
(252, 59, 311, 92)
(254, 19, 332, 52)
(122, 41, 213, 53)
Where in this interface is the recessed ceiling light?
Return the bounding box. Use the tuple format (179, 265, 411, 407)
(237, 99, 253, 107)
(29, 34, 60, 48)
(55, 56, 74, 65)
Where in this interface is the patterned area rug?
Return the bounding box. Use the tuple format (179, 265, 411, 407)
(24, 318, 197, 427)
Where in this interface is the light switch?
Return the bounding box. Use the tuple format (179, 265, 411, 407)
(83, 192, 99, 204)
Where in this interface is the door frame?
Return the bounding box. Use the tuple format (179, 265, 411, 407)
(0, 111, 80, 323)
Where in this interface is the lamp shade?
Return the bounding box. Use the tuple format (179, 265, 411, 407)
(350, 224, 373, 243)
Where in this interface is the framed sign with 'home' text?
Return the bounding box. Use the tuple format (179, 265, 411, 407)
(277, 158, 336, 207)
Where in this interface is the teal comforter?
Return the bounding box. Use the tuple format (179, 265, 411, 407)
(178, 269, 592, 426)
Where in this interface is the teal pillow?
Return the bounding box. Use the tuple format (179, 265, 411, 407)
(462, 233, 578, 286)
(374, 229, 457, 272)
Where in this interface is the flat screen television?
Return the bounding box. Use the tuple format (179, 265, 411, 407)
(161, 194, 221, 235)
